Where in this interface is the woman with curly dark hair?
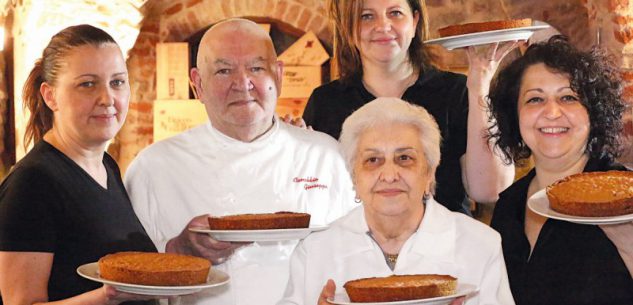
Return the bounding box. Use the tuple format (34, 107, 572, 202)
(487, 35, 633, 305)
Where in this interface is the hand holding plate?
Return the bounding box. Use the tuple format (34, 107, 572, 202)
(167, 214, 246, 264)
(465, 41, 525, 100)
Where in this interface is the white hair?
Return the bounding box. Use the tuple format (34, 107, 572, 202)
(339, 97, 442, 188)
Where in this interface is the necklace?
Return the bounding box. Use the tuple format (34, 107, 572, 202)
(385, 253, 399, 264)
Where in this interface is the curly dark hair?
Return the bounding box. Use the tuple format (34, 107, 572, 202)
(487, 35, 625, 165)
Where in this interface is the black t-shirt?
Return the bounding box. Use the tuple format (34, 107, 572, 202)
(491, 156, 633, 305)
(0, 141, 157, 304)
(303, 68, 469, 213)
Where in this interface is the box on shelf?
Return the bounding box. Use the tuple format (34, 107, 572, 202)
(156, 43, 190, 100)
(279, 31, 329, 66)
(280, 66, 321, 98)
(153, 99, 207, 142)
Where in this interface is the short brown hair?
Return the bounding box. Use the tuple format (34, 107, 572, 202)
(328, 0, 431, 82)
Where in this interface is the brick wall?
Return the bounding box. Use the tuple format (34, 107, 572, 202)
(117, 0, 331, 172)
(2, 0, 628, 172)
(607, 0, 633, 164)
(6, 0, 146, 170)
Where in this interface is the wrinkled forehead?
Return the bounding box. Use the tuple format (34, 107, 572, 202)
(210, 55, 272, 68)
(201, 47, 275, 76)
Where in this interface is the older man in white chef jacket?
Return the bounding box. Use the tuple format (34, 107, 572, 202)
(124, 18, 356, 305)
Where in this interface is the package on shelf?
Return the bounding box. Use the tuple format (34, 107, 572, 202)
(153, 99, 207, 142)
(156, 43, 190, 100)
(278, 31, 329, 66)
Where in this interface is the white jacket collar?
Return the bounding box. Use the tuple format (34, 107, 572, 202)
(336, 198, 457, 263)
(206, 116, 279, 149)
(408, 197, 457, 263)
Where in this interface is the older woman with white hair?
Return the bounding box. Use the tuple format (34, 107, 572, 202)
(278, 97, 514, 305)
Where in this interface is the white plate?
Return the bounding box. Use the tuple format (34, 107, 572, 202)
(327, 283, 478, 305)
(188, 226, 328, 242)
(527, 189, 633, 225)
(77, 262, 229, 296)
(424, 23, 550, 50)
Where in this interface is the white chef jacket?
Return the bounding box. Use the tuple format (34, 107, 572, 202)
(278, 198, 515, 305)
(125, 119, 357, 305)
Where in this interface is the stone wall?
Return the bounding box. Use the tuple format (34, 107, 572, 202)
(607, 0, 633, 164)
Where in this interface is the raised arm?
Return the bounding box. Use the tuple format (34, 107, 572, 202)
(461, 41, 521, 203)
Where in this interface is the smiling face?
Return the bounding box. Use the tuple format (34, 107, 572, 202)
(357, 0, 419, 65)
(191, 21, 282, 141)
(353, 122, 430, 218)
(41, 43, 129, 147)
(518, 63, 590, 165)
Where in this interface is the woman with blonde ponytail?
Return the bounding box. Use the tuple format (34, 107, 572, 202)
(0, 25, 160, 305)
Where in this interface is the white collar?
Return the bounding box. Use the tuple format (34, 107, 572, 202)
(205, 116, 280, 150)
(336, 198, 457, 263)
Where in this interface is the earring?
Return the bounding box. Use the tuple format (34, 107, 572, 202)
(423, 192, 430, 204)
(351, 182, 361, 203)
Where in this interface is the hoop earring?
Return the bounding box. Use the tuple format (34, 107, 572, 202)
(354, 197, 362, 203)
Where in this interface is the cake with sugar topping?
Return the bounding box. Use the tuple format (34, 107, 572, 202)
(546, 171, 633, 217)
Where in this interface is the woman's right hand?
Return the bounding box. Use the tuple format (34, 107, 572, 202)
(317, 279, 336, 305)
(282, 114, 313, 130)
(165, 214, 246, 264)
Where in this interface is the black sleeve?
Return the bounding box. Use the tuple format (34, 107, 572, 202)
(451, 82, 469, 159)
(435, 73, 469, 161)
(301, 84, 348, 139)
(0, 167, 61, 252)
(302, 88, 319, 127)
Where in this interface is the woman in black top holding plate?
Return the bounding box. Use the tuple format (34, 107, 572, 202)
(487, 35, 633, 305)
(0, 25, 157, 305)
(303, 0, 518, 213)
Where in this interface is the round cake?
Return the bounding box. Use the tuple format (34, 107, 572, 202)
(98, 252, 211, 286)
(344, 274, 457, 303)
(546, 171, 633, 217)
(438, 18, 532, 37)
(207, 212, 311, 230)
